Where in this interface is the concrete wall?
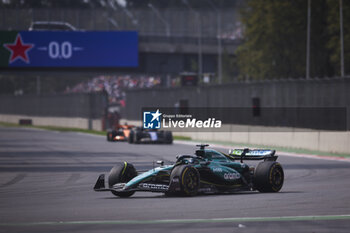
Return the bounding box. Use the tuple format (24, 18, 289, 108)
(0, 92, 107, 119)
(178, 126, 350, 155)
(122, 78, 350, 154)
(1, 114, 349, 154)
(0, 92, 107, 130)
(118, 119, 350, 154)
(125, 78, 350, 131)
(1, 78, 349, 154)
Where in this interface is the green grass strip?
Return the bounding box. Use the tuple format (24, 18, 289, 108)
(0, 122, 189, 140)
(0, 122, 105, 136)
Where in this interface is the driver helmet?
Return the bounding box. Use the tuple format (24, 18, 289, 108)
(195, 150, 205, 158)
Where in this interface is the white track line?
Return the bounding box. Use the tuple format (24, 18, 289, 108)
(1, 214, 350, 226)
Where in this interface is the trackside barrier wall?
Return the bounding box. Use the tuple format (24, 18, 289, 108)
(123, 78, 350, 154)
(125, 78, 350, 127)
(0, 92, 107, 130)
(0, 79, 350, 154)
(118, 119, 350, 154)
(0, 114, 102, 131)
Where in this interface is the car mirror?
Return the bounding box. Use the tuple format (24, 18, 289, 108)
(156, 160, 164, 166)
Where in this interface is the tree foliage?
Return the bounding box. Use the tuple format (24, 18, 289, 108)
(237, 0, 348, 80)
(327, 0, 350, 76)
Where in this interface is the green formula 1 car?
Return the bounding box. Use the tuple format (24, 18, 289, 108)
(94, 145, 284, 197)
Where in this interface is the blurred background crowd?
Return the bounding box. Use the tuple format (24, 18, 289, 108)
(64, 75, 162, 105)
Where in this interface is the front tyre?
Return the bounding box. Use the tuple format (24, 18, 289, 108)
(169, 165, 200, 196)
(254, 161, 284, 192)
(107, 130, 117, 142)
(108, 162, 137, 197)
(106, 130, 113, 141)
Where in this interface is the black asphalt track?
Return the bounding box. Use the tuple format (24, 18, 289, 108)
(1, 127, 350, 233)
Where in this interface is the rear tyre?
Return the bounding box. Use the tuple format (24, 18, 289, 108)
(108, 162, 137, 197)
(169, 165, 200, 196)
(128, 131, 134, 144)
(164, 131, 173, 144)
(134, 131, 141, 144)
(254, 161, 284, 192)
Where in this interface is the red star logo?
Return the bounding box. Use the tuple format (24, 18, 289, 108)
(3, 34, 34, 64)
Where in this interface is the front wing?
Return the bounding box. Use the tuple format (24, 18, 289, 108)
(94, 174, 169, 193)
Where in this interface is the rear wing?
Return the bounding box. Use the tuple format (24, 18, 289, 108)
(228, 149, 277, 162)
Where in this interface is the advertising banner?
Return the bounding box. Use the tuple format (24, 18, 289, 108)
(0, 31, 138, 68)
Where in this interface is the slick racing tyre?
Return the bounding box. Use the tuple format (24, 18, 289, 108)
(107, 130, 117, 142)
(134, 131, 141, 144)
(164, 131, 173, 144)
(254, 161, 284, 192)
(128, 131, 134, 144)
(106, 130, 113, 141)
(169, 165, 200, 196)
(108, 162, 137, 197)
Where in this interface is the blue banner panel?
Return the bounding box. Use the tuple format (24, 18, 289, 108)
(0, 31, 138, 68)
